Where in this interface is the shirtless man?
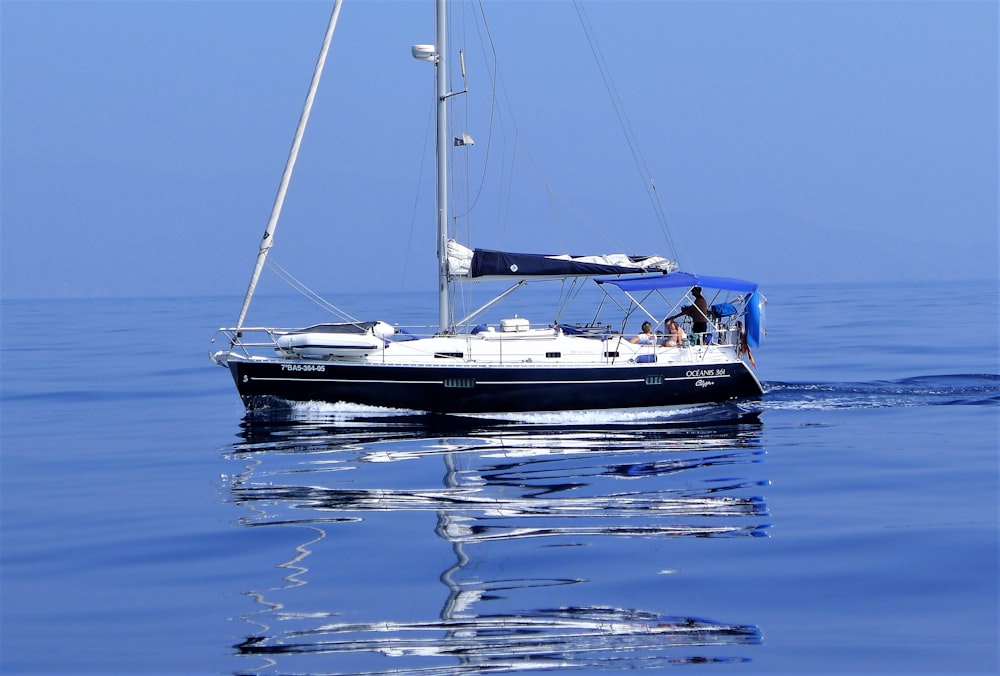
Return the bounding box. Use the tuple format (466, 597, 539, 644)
(668, 286, 710, 336)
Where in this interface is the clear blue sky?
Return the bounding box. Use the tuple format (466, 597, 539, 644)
(2, 0, 997, 299)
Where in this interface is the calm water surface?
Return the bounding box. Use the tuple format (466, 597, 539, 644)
(1, 281, 997, 673)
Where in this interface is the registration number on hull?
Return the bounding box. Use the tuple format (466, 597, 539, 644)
(281, 364, 326, 372)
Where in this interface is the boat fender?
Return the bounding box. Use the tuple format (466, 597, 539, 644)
(745, 291, 762, 347)
(372, 321, 396, 339)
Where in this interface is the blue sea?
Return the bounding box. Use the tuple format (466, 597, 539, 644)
(2, 280, 997, 674)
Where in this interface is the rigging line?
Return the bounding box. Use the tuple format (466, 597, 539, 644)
(450, 0, 501, 222)
(445, 2, 460, 240)
(572, 1, 680, 264)
(471, 0, 521, 246)
(554, 277, 586, 324)
(265, 259, 346, 320)
(264, 258, 358, 322)
(574, 3, 660, 218)
(406, 102, 436, 290)
(235, 0, 344, 329)
(461, 3, 647, 257)
(446, 5, 481, 261)
(546, 182, 567, 253)
(473, 36, 629, 254)
(466, 2, 609, 253)
(471, 0, 500, 216)
(520, 153, 624, 248)
(456, 2, 471, 232)
(500, 132, 518, 247)
(446, 6, 472, 328)
(574, 2, 676, 246)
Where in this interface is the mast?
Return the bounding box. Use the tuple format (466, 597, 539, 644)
(434, 0, 450, 333)
(413, 0, 450, 333)
(235, 0, 344, 330)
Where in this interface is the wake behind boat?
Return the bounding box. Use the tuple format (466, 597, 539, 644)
(210, 0, 766, 414)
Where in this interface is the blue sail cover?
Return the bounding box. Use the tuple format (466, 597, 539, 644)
(597, 272, 758, 293)
(469, 248, 673, 278)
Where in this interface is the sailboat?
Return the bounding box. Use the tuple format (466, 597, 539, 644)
(210, 0, 765, 415)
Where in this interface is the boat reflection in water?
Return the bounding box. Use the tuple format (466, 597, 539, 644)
(225, 404, 769, 674)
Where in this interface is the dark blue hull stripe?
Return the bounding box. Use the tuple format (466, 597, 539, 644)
(229, 360, 760, 413)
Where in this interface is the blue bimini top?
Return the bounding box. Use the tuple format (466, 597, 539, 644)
(596, 272, 758, 293)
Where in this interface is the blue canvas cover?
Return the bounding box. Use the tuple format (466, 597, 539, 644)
(469, 248, 669, 278)
(745, 290, 763, 347)
(596, 272, 758, 293)
(711, 302, 738, 318)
